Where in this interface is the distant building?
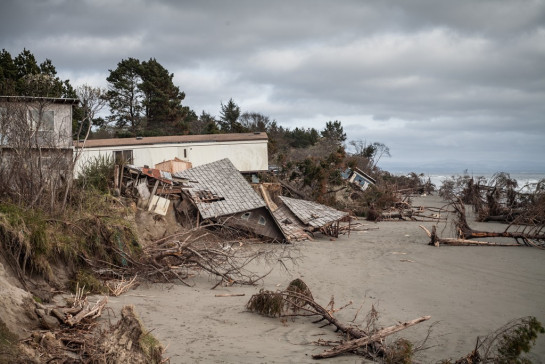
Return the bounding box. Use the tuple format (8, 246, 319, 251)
(75, 132, 269, 175)
(0, 96, 79, 204)
(0, 96, 77, 171)
(0, 96, 77, 149)
(341, 167, 376, 190)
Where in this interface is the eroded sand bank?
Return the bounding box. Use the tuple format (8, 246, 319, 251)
(106, 195, 545, 363)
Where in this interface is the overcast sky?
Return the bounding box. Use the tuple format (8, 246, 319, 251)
(1, 0, 544, 173)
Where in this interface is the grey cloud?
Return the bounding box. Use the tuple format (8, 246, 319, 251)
(1, 0, 544, 172)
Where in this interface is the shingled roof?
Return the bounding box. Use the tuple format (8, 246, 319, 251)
(175, 158, 265, 219)
(75, 132, 268, 148)
(278, 196, 349, 228)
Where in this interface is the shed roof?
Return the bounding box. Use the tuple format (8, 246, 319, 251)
(278, 196, 349, 228)
(175, 158, 265, 219)
(0, 96, 79, 104)
(75, 132, 268, 148)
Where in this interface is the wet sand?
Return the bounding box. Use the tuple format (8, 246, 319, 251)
(106, 195, 545, 363)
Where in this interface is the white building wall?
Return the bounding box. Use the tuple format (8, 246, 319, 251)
(0, 101, 73, 148)
(49, 103, 73, 148)
(75, 139, 268, 175)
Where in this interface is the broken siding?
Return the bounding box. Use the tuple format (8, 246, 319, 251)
(220, 207, 285, 241)
(278, 196, 349, 228)
(272, 205, 311, 241)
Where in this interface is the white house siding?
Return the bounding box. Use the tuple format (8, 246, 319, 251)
(0, 99, 73, 148)
(46, 103, 73, 148)
(75, 139, 268, 175)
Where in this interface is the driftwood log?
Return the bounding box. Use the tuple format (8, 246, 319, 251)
(312, 315, 431, 359)
(65, 297, 108, 326)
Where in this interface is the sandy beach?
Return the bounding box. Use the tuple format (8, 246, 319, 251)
(106, 195, 545, 363)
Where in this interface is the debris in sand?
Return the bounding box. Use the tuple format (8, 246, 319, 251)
(420, 200, 545, 249)
(246, 278, 430, 360)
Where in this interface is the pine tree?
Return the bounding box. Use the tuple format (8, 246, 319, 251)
(140, 58, 186, 134)
(219, 98, 245, 133)
(106, 58, 143, 131)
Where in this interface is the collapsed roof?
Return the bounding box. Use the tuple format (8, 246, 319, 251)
(126, 158, 350, 242)
(175, 158, 266, 219)
(278, 196, 349, 229)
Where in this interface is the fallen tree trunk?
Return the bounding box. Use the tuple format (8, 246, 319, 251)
(451, 201, 545, 248)
(419, 225, 523, 247)
(312, 315, 431, 359)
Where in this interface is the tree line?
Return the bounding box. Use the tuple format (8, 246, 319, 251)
(1, 48, 390, 171)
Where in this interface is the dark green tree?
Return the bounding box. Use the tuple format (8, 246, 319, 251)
(0, 49, 18, 95)
(106, 57, 194, 135)
(321, 120, 346, 145)
(106, 57, 143, 131)
(140, 58, 186, 133)
(13, 48, 40, 80)
(192, 111, 220, 134)
(288, 127, 319, 148)
(219, 98, 245, 133)
(0, 48, 75, 98)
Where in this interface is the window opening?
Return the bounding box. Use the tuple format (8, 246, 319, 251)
(114, 150, 133, 165)
(29, 109, 54, 131)
(241, 212, 251, 220)
(258, 216, 266, 226)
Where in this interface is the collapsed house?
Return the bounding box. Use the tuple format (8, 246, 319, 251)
(341, 167, 376, 191)
(121, 157, 350, 242)
(174, 158, 287, 242)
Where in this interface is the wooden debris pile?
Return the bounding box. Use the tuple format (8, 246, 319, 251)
(87, 226, 298, 289)
(20, 288, 165, 363)
(246, 278, 430, 360)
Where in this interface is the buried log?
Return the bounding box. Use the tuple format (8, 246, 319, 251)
(246, 279, 430, 360)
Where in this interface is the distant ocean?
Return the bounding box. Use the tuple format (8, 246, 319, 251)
(390, 171, 545, 192)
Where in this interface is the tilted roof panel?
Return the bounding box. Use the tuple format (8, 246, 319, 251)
(175, 158, 265, 219)
(278, 196, 348, 228)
